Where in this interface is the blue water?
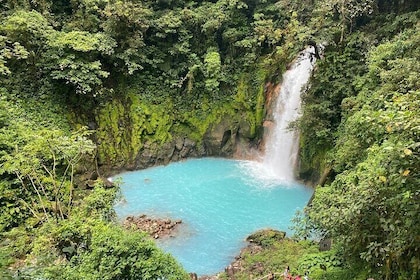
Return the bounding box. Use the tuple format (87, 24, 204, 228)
(114, 158, 313, 276)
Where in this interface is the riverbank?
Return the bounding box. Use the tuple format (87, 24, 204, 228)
(189, 229, 318, 280)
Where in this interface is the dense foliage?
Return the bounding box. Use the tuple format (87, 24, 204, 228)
(297, 4, 420, 280)
(0, 0, 419, 278)
(0, 89, 189, 278)
(218, 231, 374, 280)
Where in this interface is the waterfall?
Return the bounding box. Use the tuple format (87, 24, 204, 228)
(241, 47, 316, 185)
(262, 47, 316, 181)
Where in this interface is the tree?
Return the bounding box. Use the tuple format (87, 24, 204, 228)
(11, 184, 190, 280)
(0, 10, 53, 87)
(54, 223, 189, 280)
(0, 35, 28, 75)
(46, 31, 115, 95)
(307, 24, 420, 279)
(0, 126, 96, 224)
(203, 48, 222, 92)
(318, 0, 376, 42)
(102, 0, 152, 74)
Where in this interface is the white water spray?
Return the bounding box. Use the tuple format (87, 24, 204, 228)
(241, 47, 316, 185)
(262, 47, 316, 180)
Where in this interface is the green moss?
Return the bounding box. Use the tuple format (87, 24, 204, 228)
(128, 93, 173, 147)
(298, 134, 329, 182)
(232, 71, 267, 139)
(96, 98, 127, 165)
(169, 67, 268, 146)
(175, 97, 237, 143)
(95, 92, 174, 167)
(234, 77, 252, 110)
(246, 229, 286, 248)
(95, 66, 268, 167)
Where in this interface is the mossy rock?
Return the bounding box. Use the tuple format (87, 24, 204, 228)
(246, 229, 286, 248)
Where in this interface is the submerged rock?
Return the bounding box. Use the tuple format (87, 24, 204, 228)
(123, 215, 182, 239)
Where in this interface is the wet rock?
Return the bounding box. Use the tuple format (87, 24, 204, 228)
(102, 177, 114, 188)
(184, 138, 196, 148)
(203, 117, 235, 156)
(123, 215, 182, 239)
(175, 137, 185, 150)
(225, 264, 238, 278)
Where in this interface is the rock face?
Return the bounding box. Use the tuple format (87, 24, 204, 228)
(132, 83, 284, 170)
(130, 113, 258, 170)
(123, 215, 182, 239)
(258, 82, 280, 156)
(133, 137, 205, 169)
(203, 113, 254, 157)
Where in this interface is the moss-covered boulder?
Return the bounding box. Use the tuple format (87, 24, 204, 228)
(246, 229, 287, 248)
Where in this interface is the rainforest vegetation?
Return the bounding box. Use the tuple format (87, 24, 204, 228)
(0, 0, 419, 279)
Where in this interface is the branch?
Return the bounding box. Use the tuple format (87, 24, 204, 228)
(32, 171, 50, 202)
(27, 173, 49, 222)
(68, 163, 75, 215)
(19, 198, 41, 221)
(15, 172, 46, 221)
(42, 164, 55, 185)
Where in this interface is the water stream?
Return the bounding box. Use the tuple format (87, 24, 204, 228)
(261, 47, 315, 181)
(114, 47, 316, 275)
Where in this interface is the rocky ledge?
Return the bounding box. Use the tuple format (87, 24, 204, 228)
(123, 214, 182, 239)
(224, 229, 287, 278)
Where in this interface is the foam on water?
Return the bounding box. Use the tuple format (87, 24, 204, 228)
(238, 160, 296, 188)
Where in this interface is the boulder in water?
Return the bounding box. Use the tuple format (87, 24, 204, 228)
(123, 215, 182, 239)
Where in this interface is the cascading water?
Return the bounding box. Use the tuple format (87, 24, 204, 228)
(262, 46, 316, 181)
(243, 47, 316, 183)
